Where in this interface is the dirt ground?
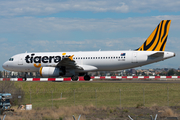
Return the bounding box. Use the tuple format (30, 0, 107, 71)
(81, 106, 180, 120)
(1, 105, 180, 120)
(84, 106, 180, 120)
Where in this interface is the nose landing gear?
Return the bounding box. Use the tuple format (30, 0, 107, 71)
(23, 72, 27, 81)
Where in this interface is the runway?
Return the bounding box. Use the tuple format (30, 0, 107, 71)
(79, 79, 180, 83)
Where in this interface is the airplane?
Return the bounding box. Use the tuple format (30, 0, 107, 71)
(2, 20, 175, 81)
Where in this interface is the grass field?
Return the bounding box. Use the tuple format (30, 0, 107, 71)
(11, 81, 180, 108)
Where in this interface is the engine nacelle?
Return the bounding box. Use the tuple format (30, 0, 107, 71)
(39, 67, 62, 77)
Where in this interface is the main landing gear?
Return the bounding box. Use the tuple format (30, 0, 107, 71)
(71, 74, 91, 81)
(84, 74, 91, 81)
(71, 75, 78, 81)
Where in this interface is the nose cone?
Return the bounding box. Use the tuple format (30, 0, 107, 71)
(2, 61, 8, 70)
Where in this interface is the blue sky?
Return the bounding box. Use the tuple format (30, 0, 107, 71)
(1, 0, 180, 70)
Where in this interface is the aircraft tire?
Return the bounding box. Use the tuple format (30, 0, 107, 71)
(71, 76, 78, 81)
(23, 77, 27, 81)
(84, 75, 90, 81)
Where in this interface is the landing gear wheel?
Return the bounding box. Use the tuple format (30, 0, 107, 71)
(71, 76, 78, 81)
(23, 72, 27, 81)
(84, 75, 91, 81)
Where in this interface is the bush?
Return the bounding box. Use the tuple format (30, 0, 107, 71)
(0, 81, 25, 105)
(123, 109, 129, 113)
(136, 103, 144, 108)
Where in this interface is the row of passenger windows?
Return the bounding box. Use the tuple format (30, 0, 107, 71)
(73, 56, 125, 60)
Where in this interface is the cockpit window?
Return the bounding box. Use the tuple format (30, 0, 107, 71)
(9, 58, 14, 61)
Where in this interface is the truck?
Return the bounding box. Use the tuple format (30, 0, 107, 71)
(0, 93, 14, 115)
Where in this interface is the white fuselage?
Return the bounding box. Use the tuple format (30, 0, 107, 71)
(2, 50, 175, 73)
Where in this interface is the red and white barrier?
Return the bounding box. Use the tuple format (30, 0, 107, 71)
(0, 76, 92, 81)
(0, 76, 180, 82)
(92, 76, 180, 79)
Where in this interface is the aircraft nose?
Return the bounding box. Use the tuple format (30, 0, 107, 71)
(2, 62, 8, 70)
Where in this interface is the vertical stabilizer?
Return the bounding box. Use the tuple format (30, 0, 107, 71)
(137, 20, 171, 51)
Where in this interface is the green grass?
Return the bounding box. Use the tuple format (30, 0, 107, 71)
(12, 82, 180, 108)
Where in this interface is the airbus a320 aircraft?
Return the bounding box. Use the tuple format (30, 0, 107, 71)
(2, 20, 175, 81)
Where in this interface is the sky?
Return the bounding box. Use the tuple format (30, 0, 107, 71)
(1, 0, 180, 71)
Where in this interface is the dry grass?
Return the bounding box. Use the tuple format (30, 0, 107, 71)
(100, 105, 107, 111)
(160, 107, 177, 117)
(4, 105, 95, 120)
(3, 105, 180, 120)
(149, 106, 178, 117)
(64, 115, 86, 120)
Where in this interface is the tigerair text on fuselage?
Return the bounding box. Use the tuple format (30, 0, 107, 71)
(25, 53, 71, 64)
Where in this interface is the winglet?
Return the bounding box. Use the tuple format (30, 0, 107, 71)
(137, 20, 171, 51)
(69, 55, 74, 60)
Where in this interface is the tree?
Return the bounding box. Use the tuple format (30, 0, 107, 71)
(0, 81, 24, 105)
(142, 72, 147, 76)
(167, 69, 175, 76)
(175, 71, 180, 76)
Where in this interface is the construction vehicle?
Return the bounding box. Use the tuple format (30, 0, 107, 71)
(0, 93, 14, 115)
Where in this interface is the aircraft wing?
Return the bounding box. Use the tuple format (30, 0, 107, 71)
(56, 56, 98, 71)
(56, 57, 83, 70)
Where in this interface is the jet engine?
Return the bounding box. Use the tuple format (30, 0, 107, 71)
(39, 67, 65, 77)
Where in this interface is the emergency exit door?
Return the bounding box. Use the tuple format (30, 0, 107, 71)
(18, 55, 23, 65)
(132, 52, 138, 63)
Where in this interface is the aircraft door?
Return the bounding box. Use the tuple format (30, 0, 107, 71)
(18, 55, 23, 65)
(132, 52, 138, 63)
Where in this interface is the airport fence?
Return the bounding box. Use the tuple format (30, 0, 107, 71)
(12, 86, 180, 108)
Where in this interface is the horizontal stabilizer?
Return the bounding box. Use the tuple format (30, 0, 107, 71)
(148, 52, 164, 59)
